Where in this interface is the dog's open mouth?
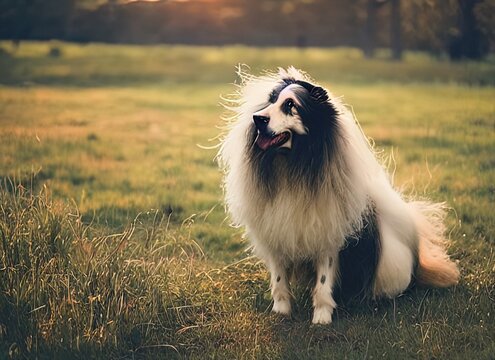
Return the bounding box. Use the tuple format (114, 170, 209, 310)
(256, 131, 291, 151)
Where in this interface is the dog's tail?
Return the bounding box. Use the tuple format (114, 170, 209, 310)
(410, 201, 459, 287)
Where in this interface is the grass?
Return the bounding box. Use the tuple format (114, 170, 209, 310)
(0, 41, 494, 359)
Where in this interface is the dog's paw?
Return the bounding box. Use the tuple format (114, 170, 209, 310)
(312, 305, 334, 325)
(272, 299, 291, 316)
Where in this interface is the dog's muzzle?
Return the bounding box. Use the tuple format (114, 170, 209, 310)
(253, 115, 291, 151)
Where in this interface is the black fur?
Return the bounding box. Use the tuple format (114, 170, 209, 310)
(335, 203, 381, 303)
(248, 78, 340, 198)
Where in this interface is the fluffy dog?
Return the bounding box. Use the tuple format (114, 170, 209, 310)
(218, 67, 459, 324)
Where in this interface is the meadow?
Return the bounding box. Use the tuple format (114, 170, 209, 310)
(0, 41, 494, 359)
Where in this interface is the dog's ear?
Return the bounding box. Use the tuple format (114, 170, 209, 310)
(309, 86, 329, 104)
(295, 80, 329, 104)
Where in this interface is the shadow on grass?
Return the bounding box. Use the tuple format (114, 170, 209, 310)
(2, 42, 495, 88)
(81, 203, 185, 231)
(258, 284, 462, 359)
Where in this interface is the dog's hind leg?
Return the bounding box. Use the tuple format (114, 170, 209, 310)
(373, 217, 415, 298)
(312, 253, 338, 324)
(267, 256, 292, 316)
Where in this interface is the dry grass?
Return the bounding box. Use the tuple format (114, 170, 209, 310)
(0, 41, 494, 359)
(0, 181, 277, 358)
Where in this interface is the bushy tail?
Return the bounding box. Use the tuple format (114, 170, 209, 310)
(410, 201, 460, 287)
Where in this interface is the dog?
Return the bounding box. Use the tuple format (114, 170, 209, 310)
(218, 67, 459, 324)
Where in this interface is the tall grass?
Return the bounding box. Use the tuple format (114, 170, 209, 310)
(0, 180, 273, 358)
(2, 180, 493, 359)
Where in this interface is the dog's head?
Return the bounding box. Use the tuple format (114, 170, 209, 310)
(236, 70, 343, 194)
(251, 77, 337, 153)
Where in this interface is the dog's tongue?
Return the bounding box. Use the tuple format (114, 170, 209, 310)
(256, 134, 273, 150)
(256, 132, 287, 151)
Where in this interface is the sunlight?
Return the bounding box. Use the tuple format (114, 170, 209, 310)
(124, 0, 167, 3)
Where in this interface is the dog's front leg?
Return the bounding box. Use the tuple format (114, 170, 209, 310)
(266, 257, 291, 316)
(312, 254, 338, 324)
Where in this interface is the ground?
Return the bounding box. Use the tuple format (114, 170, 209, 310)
(0, 41, 494, 359)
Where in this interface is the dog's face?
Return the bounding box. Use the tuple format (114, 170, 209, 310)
(246, 77, 340, 194)
(253, 84, 307, 151)
(251, 79, 335, 153)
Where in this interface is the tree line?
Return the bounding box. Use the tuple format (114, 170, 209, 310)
(0, 0, 493, 60)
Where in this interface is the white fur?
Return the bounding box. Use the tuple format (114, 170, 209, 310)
(312, 255, 338, 324)
(218, 67, 457, 324)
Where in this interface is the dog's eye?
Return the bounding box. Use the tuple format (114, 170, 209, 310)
(284, 99, 296, 115)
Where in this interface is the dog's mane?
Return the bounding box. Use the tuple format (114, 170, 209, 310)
(247, 77, 345, 198)
(218, 67, 376, 247)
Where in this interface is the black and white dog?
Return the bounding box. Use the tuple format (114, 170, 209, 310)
(218, 67, 459, 324)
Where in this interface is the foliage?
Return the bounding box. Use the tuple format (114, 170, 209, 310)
(0, 0, 494, 55)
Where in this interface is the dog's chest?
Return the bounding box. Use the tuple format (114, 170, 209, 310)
(248, 188, 349, 259)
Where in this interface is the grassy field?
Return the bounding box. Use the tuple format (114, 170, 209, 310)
(0, 41, 494, 359)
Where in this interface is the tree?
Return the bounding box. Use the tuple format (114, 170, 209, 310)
(363, 0, 377, 58)
(362, 0, 401, 60)
(390, 0, 402, 60)
(0, 0, 76, 44)
(449, 0, 489, 59)
(474, 0, 495, 52)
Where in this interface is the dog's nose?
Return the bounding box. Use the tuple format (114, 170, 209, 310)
(253, 115, 270, 129)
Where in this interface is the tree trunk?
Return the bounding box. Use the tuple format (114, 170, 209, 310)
(449, 0, 488, 60)
(390, 0, 402, 60)
(363, 0, 376, 58)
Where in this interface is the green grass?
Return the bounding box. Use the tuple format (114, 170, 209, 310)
(0, 41, 494, 359)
